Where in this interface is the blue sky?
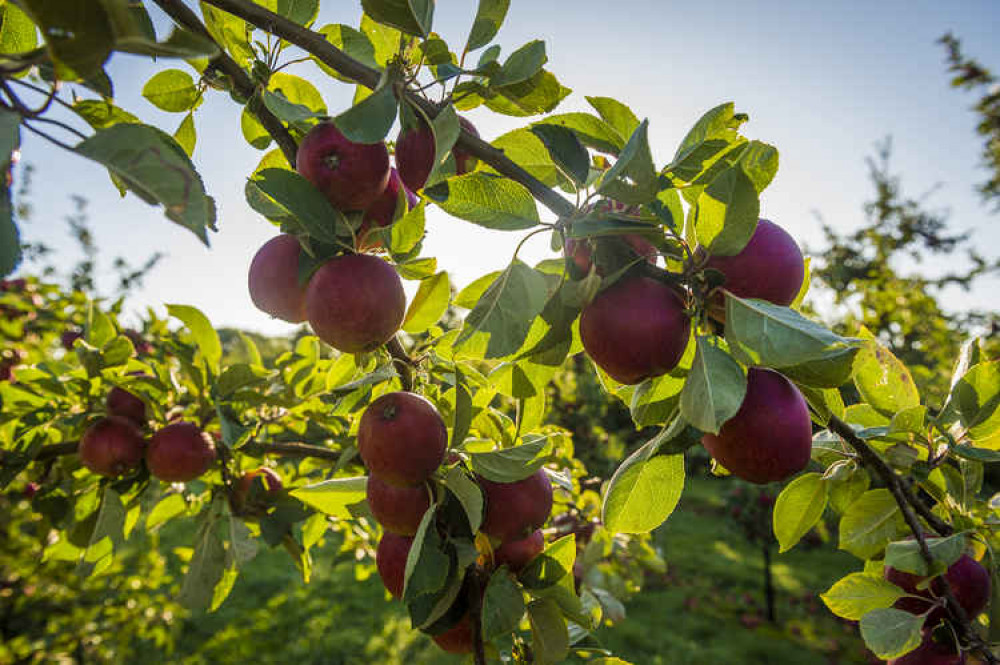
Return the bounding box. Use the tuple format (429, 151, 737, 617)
(12, 0, 1000, 336)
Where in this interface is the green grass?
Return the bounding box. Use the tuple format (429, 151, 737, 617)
(164, 475, 872, 665)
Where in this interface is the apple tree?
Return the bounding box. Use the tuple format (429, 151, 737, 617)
(1, 1, 999, 663)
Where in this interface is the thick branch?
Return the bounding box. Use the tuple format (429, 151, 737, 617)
(151, 0, 299, 167)
(0, 440, 344, 465)
(199, 0, 576, 218)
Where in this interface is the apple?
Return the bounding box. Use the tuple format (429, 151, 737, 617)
(494, 529, 544, 572)
(358, 391, 447, 487)
(396, 115, 479, 192)
(234, 467, 283, 511)
(146, 422, 216, 482)
(248, 234, 307, 323)
(701, 368, 812, 484)
(107, 386, 146, 427)
(304, 254, 406, 353)
(478, 469, 553, 542)
(579, 276, 691, 385)
(565, 234, 657, 277)
(703, 218, 805, 307)
(888, 630, 965, 665)
(0, 358, 14, 382)
(432, 615, 474, 654)
(78, 416, 146, 477)
(296, 121, 390, 210)
(357, 169, 419, 251)
(366, 473, 432, 536)
(886, 553, 991, 624)
(61, 329, 83, 350)
(376, 531, 413, 598)
(123, 330, 153, 356)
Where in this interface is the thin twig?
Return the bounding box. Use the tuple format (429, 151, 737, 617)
(385, 336, 415, 392)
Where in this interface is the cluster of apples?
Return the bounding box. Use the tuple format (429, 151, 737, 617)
(576, 216, 813, 484)
(78, 384, 216, 482)
(247, 115, 478, 355)
(362, 391, 553, 654)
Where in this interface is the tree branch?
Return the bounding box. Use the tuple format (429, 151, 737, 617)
(199, 0, 576, 218)
(468, 567, 488, 665)
(0, 440, 345, 465)
(386, 336, 414, 392)
(151, 0, 299, 167)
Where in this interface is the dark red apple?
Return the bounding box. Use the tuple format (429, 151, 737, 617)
(701, 368, 812, 484)
(886, 553, 991, 624)
(579, 276, 691, 385)
(234, 467, 283, 510)
(396, 115, 479, 192)
(61, 329, 83, 350)
(358, 391, 447, 487)
(888, 630, 965, 665)
(146, 422, 216, 482)
(453, 116, 480, 175)
(432, 614, 474, 654)
(296, 121, 390, 211)
(565, 234, 657, 277)
(248, 234, 307, 323)
(494, 529, 544, 572)
(304, 254, 406, 353)
(376, 531, 413, 598)
(478, 469, 553, 542)
(366, 473, 432, 536)
(703, 218, 805, 306)
(358, 169, 419, 251)
(107, 386, 146, 427)
(78, 416, 146, 477)
(0, 359, 14, 382)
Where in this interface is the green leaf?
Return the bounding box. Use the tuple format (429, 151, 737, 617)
(200, 2, 252, 64)
(884, 534, 967, 576)
(315, 24, 378, 81)
(290, 477, 366, 518)
(179, 496, 227, 611)
(482, 568, 526, 640)
(469, 436, 551, 482)
(443, 467, 483, 532)
(487, 70, 571, 118)
(390, 201, 425, 254)
(424, 103, 461, 188)
(452, 364, 473, 448)
(333, 82, 397, 144)
(528, 598, 569, 663)
(853, 336, 921, 417)
(174, 113, 196, 157)
(142, 69, 200, 113)
(488, 128, 563, 187)
(361, 0, 433, 37)
(402, 271, 450, 333)
(738, 140, 779, 193)
(74, 124, 215, 244)
(586, 96, 640, 144)
(492, 40, 546, 87)
(520, 534, 575, 590)
(859, 608, 923, 660)
(530, 124, 589, 186)
(0, 3, 38, 54)
(773, 473, 828, 553)
(0, 175, 19, 279)
(694, 165, 759, 256)
(78, 487, 125, 577)
(951, 361, 1000, 449)
(403, 508, 449, 600)
(603, 445, 684, 535)
(466, 0, 510, 51)
(277, 0, 319, 25)
(672, 102, 746, 164)
(241, 108, 270, 150)
(147, 493, 188, 530)
(167, 304, 222, 372)
(259, 89, 324, 131)
(249, 168, 347, 244)
(456, 260, 549, 358)
(534, 112, 622, 155)
(838, 489, 906, 559)
(20, 0, 112, 82)
(72, 99, 140, 129)
(820, 573, 905, 620)
(115, 26, 219, 59)
(680, 336, 746, 434)
(598, 119, 657, 204)
(426, 172, 540, 230)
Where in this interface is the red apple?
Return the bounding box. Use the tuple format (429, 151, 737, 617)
(296, 121, 390, 211)
(61, 329, 83, 350)
(888, 630, 965, 665)
(304, 254, 406, 353)
(396, 115, 479, 192)
(886, 553, 991, 624)
(565, 234, 657, 277)
(78, 416, 146, 477)
(366, 473, 432, 536)
(432, 614, 474, 654)
(106, 386, 146, 427)
(358, 169, 419, 251)
(234, 467, 283, 510)
(478, 469, 553, 542)
(580, 276, 691, 385)
(494, 529, 544, 572)
(703, 219, 805, 306)
(358, 391, 447, 487)
(248, 234, 307, 323)
(376, 531, 413, 598)
(701, 368, 812, 484)
(146, 422, 216, 482)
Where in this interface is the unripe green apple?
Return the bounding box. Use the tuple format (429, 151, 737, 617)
(296, 122, 390, 211)
(366, 473, 431, 536)
(701, 368, 811, 484)
(580, 276, 691, 385)
(248, 234, 307, 323)
(478, 470, 553, 542)
(304, 254, 406, 353)
(358, 391, 447, 487)
(79, 416, 146, 477)
(146, 422, 216, 482)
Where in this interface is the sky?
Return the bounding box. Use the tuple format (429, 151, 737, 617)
(10, 0, 1000, 336)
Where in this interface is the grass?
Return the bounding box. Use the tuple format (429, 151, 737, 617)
(162, 475, 873, 665)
